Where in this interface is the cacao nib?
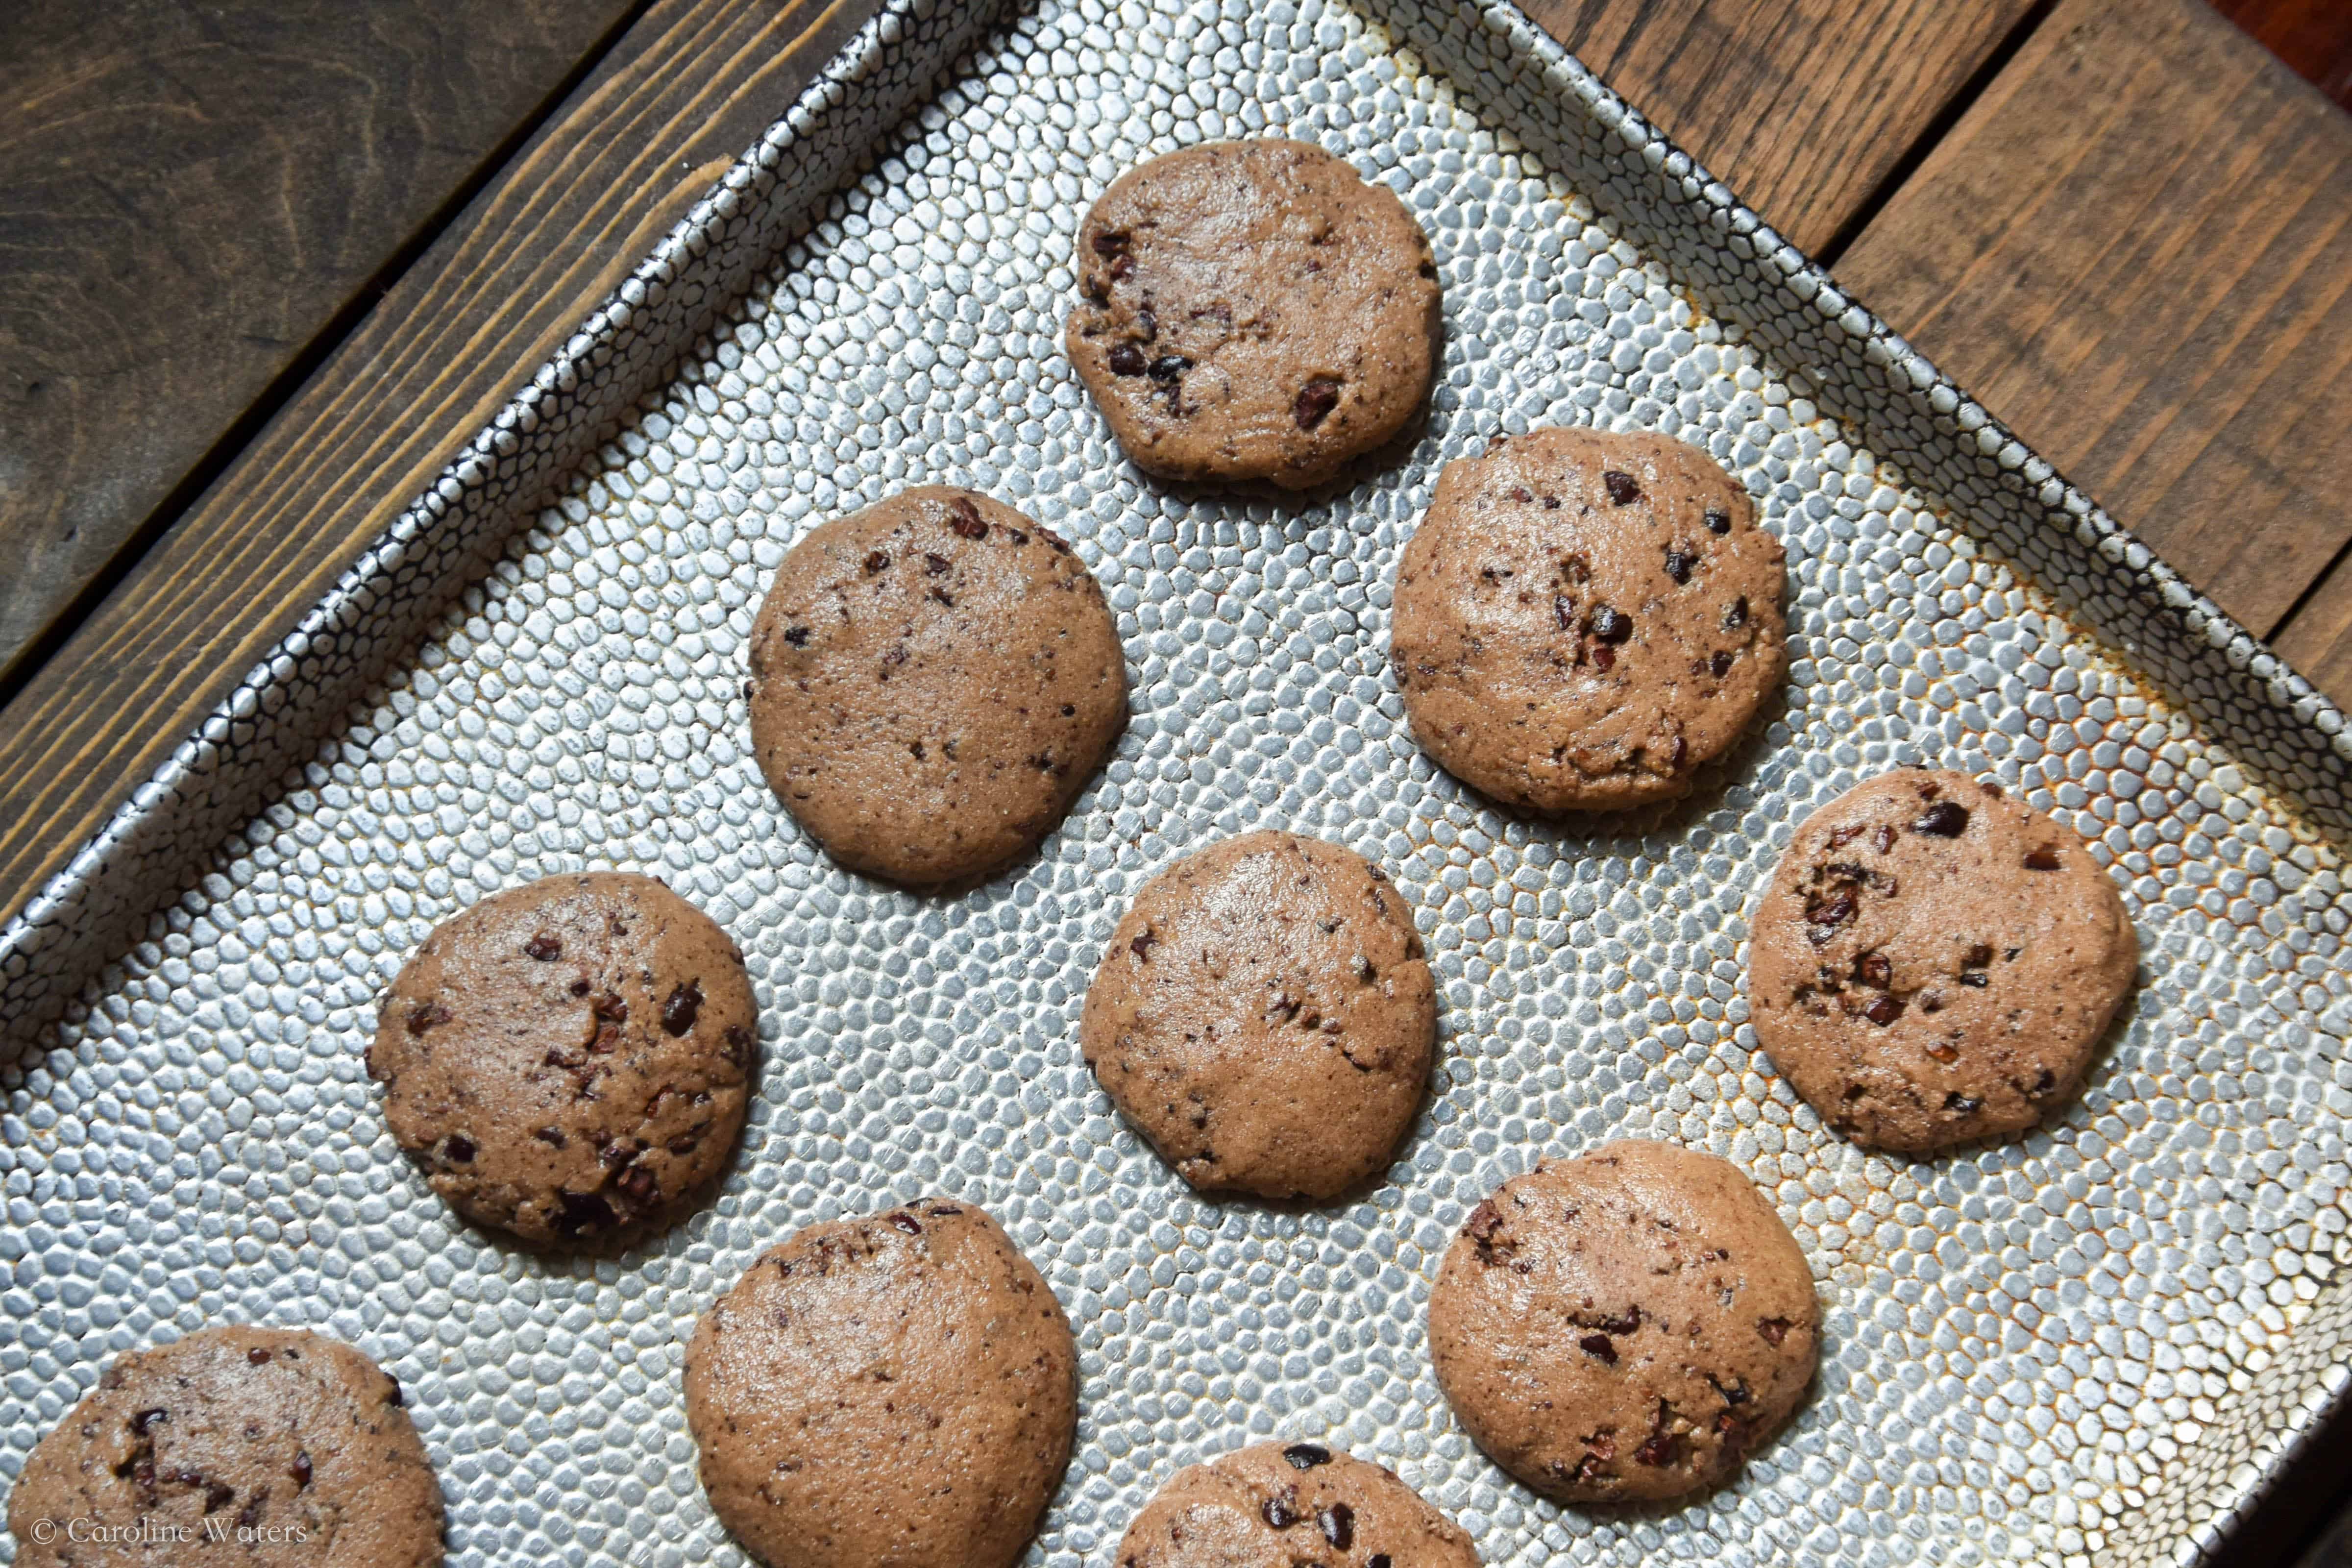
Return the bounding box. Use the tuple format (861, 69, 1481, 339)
(1634, 1433, 1679, 1467)
(1283, 1443, 1332, 1470)
(1293, 378, 1342, 430)
(864, 550, 890, 574)
(662, 980, 703, 1037)
(1704, 509, 1732, 535)
(404, 1002, 452, 1036)
(1863, 995, 1904, 1026)
(1913, 801, 1970, 836)
(1148, 354, 1191, 382)
(1130, 931, 1157, 961)
(1579, 1333, 1618, 1364)
(1711, 650, 1733, 678)
(590, 992, 628, 1024)
(1756, 1317, 1790, 1347)
(291, 1451, 313, 1489)
(247, 1347, 272, 1365)
(888, 1212, 923, 1234)
(947, 496, 988, 539)
(1090, 230, 1128, 255)
(1603, 470, 1641, 505)
(524, 932, 562, 961)
(925, 552, 951, 574)
(1554, 595, 1575, 631)
(1854, 952, 1892, 988)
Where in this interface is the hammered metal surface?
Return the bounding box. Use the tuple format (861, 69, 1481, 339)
(4, 2, 2352, 1567)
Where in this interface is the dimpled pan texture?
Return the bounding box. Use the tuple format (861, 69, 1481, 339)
(5, 0, 2352, 1566)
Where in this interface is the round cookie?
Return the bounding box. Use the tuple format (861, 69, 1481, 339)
(746, 486, 1127, 885)
(8, 1325, 443, 1568)
(1428, 1140, 1818, 1504)
(1114, 1441, 1479, 1568)
(367, 871, 756, 1246)
(1066, 140, 1441, 490)
(1390, 425, 1787, 812)
(1080, 831, 1437, 1200)
(1746, 766, 2139, 1153)
(684, 1198, 1077, 1568)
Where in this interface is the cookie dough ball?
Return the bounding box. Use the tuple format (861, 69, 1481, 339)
(1746, 767, 2139, 1153)
(1080, 831, 1437, 1200)
(367, 871, 756, 1245)
(1428, 1141, 1818, 1504)
(1391, 426, 1786, 812)
(8, 1326, 443, 1568)
(1066, 140, 1441, 490)
(1114, 1441, 1478, 1568)
(685, 1199, 1077, 1568)
(746, 486, 1127, 885)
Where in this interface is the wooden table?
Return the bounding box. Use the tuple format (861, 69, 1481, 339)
(3, 1, 2350, 1559)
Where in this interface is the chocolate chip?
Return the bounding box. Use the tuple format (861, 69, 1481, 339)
(1757, 1317, 1790, 1347)
(202, 1477, 236, 1513)
(1135, 304, 1158, 343)
(1130, 931, 1156, 962)
(925, 552, 952, 574)
(1283, 1443, 1332, 1470)
(2024, 846, 2062, 870)
(1370, 1558, 1394, 1568)
(1805, 888, 1857, 939)
(246, 1347, 271, 1365)
(534, 1126, 567, 1149)
(783, 625, 811, 646)
(569, 978, 591, 997)
(1944, 1092, 1984, 1114)
(1090, 229, 1129, 256)
(1634, 1432, 1679, 1467)
(1863, 995, 1904, 1026)
(1722, 595, 1749, 629)
(1664, 548, 1696, 585)
(1603, 470, 1641, 505)
(1319, 1503, 1354, 1549)
(864, 550, 890, 574)
(722, 1024, 754, 1067)
(237, 1489, 269, 1530)
(1294, 378, 1342, 430)
(1588, 605, 1632, 643)
(1510, 486, 1532, 502)
(1108, 253, 1133, 281)
(930, 586, 955, 607)
(1553, 594, 1575, 631)
(382, 1373, 401, 1406)
(443, 1134, 476, 1164)
(1148, 354, 1191, 382)
(2032, 1069, 2057, 1095)
(554, 1190, 616, 1237)
(131, 1408, 168, 1435)
(888, 1212, 922, 1234)
(524, 932, 562, 961)
(1579, 1333, 1617, 1364)
(590, 992, 628, 1024)
(947, 496, 988, 539)
(1711, 650, 1733, 678)
(1874, 825, 1897, 854)
(1704, 509, 1732, 535)
(1263, 1495, 1299, 1529)
(404, 1002, 452, 1036)
(1914, 801, 1970, 836)
(291, 1452, 313, 1489)
(661, 980, 703, 1037)
(1854, 952, 1892, 987)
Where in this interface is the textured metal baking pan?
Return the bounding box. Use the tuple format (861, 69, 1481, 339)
(5, 0, 2351, 1565)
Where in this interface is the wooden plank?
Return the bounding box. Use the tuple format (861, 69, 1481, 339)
(0, 0, 887, 928)
(1834, 0, 2352, 665)
(1514, 0, 2037, 255)
(0, 0, 641, 683)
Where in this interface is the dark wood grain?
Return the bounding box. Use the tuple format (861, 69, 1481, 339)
(0, 0, 887, 927)
(1514, 0, 2037, 255)
(0, 0, 641, 684)
(2214, 0, 2352, 108)
(1834, 0, 2352, 663)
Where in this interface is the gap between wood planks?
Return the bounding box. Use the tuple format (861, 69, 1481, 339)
(0, 0, 659, 716)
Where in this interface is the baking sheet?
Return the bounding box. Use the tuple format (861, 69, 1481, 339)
(4, 0, 2351, 1565)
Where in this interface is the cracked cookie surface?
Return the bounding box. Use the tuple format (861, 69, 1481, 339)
(1066, 140, 1441, 490)
(1113, 1440, 1478, 1568)
(684, 1199, 1076, 1568)
(1080, 831, 1436, 1200)
(9, 1325, 442, 1568)
(747, 486, 1127, 886)
(367, 871, 754, 1245)
(1390, 425, 1786, 812)
(1427, 1140, 1818, 1504)
(1746, 767, 2139, 1153)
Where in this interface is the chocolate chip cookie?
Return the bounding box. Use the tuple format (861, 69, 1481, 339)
(685, 1199, 1077, 1568)
(1080, 831, 1437, 1200)
(1428, 1140, 1819, 1504)
(1067, 140, 1441, 490)
(8, 1326, 443, 1568)
(1746, 767, 2139, 1153)
(367, 871, 756, 1246)
(746, 486, 1127, 886)
(1114, 1441, 1479, 1568)
(1390, 426, 1787, 812)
